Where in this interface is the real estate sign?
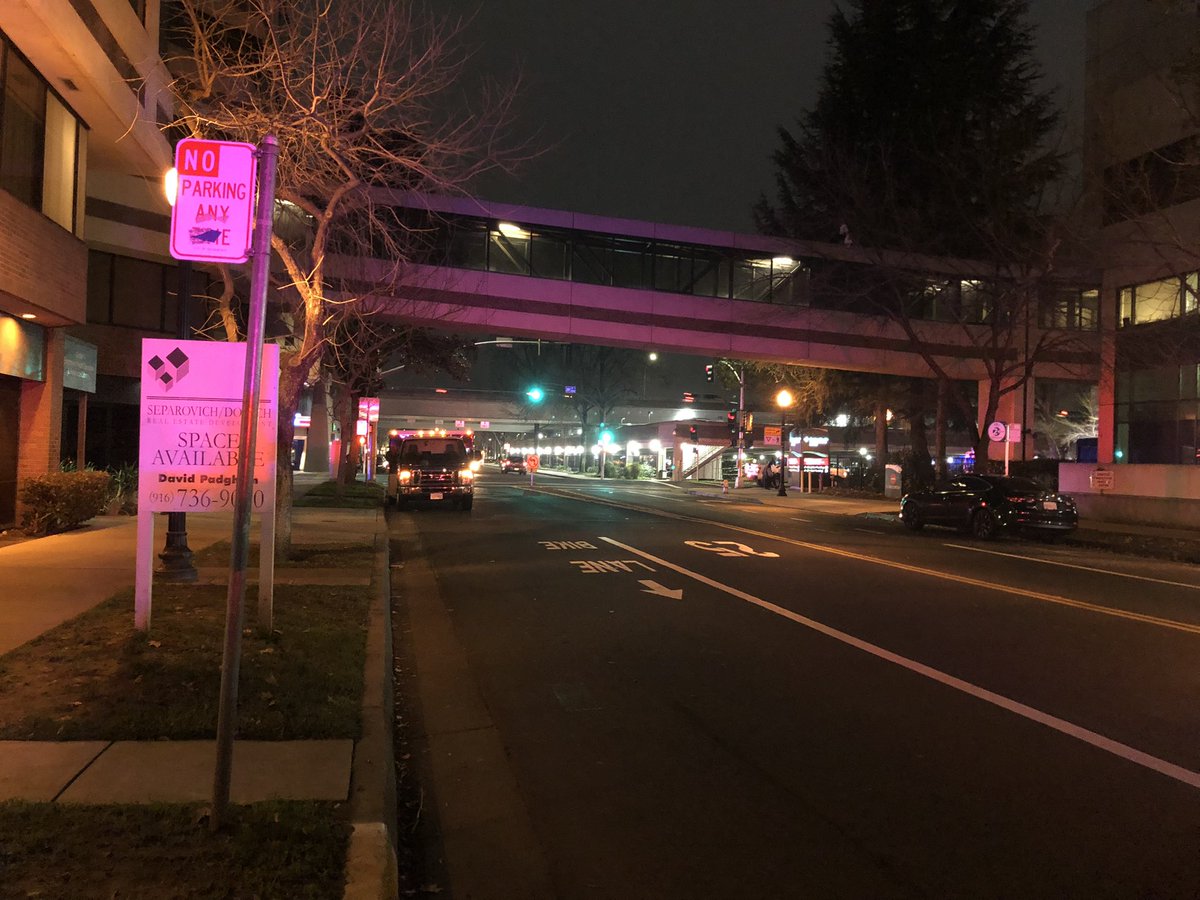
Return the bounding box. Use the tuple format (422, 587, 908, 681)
(138, 339, 279, 513)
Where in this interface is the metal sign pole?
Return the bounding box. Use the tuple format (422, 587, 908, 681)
(211, 135, 278, 831)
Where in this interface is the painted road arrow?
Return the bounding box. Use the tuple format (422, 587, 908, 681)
(639, 579, 683, 600)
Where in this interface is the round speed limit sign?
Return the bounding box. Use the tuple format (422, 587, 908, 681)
(986, 421, 1008, 442)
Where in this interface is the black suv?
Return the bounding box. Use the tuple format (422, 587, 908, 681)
(386, 437, 475, 510)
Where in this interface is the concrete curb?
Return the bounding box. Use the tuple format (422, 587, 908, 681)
(343, 516, 399, 899)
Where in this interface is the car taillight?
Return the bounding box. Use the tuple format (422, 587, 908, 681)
(459, 469, 474, 480)
(469, 459, 481, 472)
(399, 469, 412, 482)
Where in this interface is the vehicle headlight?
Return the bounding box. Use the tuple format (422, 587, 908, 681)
(469, 459, 481, 472)
(459, 468, 474, 481)
(398, 469, 412, 482)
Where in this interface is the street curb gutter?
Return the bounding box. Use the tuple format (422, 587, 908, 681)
(343, 519, 399, 899)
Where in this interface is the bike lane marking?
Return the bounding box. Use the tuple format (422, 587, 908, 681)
(598, 535, 1200, 792)
(524, 486, 1200, 636)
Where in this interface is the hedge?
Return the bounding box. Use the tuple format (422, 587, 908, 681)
(19, 470, 111, 536)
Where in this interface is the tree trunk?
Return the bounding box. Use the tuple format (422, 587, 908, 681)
(935, 379, 948, 480)
(275, 363, 305, 560)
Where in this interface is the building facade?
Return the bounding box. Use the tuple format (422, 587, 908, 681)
(1059, 0, 1200, 525)
(0, 0, 186, 526)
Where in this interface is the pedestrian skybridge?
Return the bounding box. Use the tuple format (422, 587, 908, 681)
(347, 193, 1100, 385)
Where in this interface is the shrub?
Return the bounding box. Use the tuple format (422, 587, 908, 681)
(19, 470, 110, 536)
(107, 463, 139, 514)
(625, 461, 642, 479)
(603, 460, 623, 478)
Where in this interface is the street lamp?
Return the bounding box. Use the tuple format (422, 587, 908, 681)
(775, 388, 793, 497)
(158, 166, 196, 582)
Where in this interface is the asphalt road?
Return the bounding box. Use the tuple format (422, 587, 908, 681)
(392, 469, 1200, 899)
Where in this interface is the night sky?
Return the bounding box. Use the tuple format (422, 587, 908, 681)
(453, 0, 1095, 235)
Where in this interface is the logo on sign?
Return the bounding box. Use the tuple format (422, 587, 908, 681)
(147, 347, 191, 391)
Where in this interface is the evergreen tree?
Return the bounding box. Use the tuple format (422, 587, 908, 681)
(757, 0, 1063, 259)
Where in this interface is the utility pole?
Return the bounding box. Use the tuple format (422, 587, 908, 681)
(721, 361, 747, 489)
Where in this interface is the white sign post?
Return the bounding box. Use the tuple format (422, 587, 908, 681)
(134, 340, 279, 631)
(986, 420, 1020, 476)
(169, 138, 256, 264)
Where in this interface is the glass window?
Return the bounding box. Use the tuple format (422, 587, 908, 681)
(731, 258, 773, 301)
(0, 50, 46, 210)
(692, 250, 722, 297)
(1135, 277, 1179, 323)
(86, 251, 113, 324)
(111, 255, 165, 330)
(487, 227, 530, 276)
(1078, 290, 1099, 330)
(530, 230, 568, 280)
(444, 219, 487, 270)
(960, 280, 993, 323)
(653, 243, 690, 293)
(571, 236, 613, 286)
(1119, 287, 1133, 327)
(610, 238, 649, 289)
(41, 93, 76, 231)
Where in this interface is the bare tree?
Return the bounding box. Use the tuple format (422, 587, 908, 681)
(165, 0, 518, 550)
(321, 310, 472, 494)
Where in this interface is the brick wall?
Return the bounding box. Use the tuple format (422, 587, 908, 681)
(15, 328, 66, 523)
(0, 191, 87, 323)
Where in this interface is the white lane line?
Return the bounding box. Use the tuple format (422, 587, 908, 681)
(944, 543, 1200, 591)
(853, 528, 881, 534)
(598, 536, 1200, 792)
(528, 486, 1200, 634)
(790, 516, 811, 523)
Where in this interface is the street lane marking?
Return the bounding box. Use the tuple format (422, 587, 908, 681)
(943, 543, 1200, 591)
(599, 536, 1200, 792)
(526, 486, 1200, 635)
(853, 528, 881, 534)
(790, 516, 811, 523)
(639, 579, 683, 600)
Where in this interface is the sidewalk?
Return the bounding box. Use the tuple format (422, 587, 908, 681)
(0, 473, 396, 895)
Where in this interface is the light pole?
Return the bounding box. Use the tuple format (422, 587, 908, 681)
(642, 351, 658, 399)
(720, 361, 747, 488)
(158, 166, 196, 582)
(776, 388, 793, 497)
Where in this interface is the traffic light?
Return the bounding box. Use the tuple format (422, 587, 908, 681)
(727, 411, 738, 446)
(526, 386, 544, 403)
(688, 424, 698, 441)
(704, 364, 714, 382)
(599, 428, 614, 446)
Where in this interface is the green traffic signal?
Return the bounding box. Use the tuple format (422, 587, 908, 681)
(526, 386, 544, 403)
(599, 430, 614, 444)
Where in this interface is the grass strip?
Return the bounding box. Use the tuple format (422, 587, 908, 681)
(191, 539, 374, 569)
(0, 582, 369, 741)
(295, 479, 385, 508)
(0, 800, 349, 899)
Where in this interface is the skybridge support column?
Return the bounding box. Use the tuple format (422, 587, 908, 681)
(979, 376, 1035, 463)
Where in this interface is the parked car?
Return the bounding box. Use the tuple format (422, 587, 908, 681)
(899, 474, 1078, 540)
(500, 455, 527, 474)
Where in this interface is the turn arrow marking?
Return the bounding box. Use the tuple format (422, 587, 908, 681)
(639, 579, 683, 600)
